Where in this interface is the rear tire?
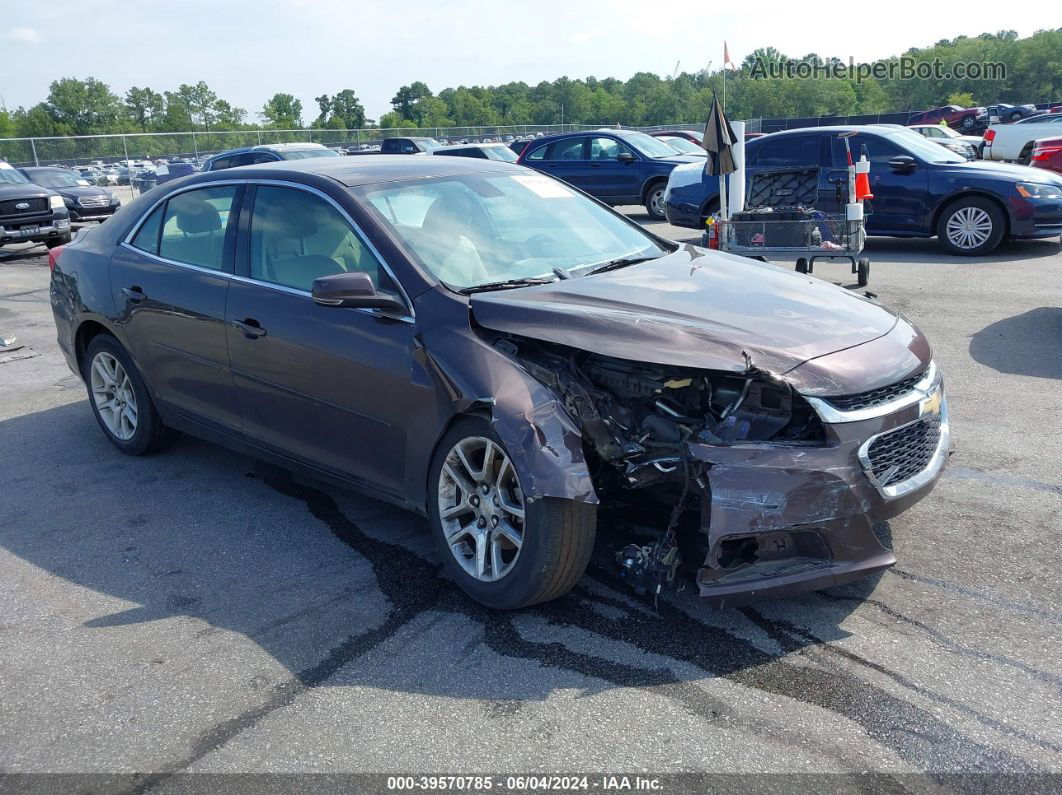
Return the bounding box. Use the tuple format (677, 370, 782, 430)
(82, 334, 178, 455)
(936, 197, 1005, 256)
(644, 181, 667, 220)
(428, 416, 596, 609)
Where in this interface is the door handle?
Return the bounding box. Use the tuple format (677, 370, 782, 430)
(231, 318, 267, 339)
(121, 286, 146, 303)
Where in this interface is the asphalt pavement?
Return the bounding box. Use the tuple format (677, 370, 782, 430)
(1, 216, 1060, 791)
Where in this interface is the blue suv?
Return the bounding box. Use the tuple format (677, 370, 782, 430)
(517, 129, 701, 219)
(665, 125, 1062, 255)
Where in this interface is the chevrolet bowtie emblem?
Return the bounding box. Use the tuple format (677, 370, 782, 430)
(921, 389, 942, 417)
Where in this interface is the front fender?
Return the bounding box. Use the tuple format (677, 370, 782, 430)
(406, 315, 598, 514)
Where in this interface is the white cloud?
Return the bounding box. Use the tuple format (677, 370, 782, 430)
(4, 27, 42, 45)
(568, 30, 603, 45)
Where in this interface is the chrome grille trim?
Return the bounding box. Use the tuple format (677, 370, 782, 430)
(807, 361, 939, 424)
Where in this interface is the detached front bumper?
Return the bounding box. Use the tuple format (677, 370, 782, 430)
(690, 368, 948, 606)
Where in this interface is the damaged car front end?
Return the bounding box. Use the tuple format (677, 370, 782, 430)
(462, 249, 949, 607)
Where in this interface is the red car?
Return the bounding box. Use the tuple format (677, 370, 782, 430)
(1030, 136, 1062, 174)
(908, 104, 986, 131)
(649, 129, 702, 146)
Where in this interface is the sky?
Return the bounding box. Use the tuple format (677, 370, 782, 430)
(0, 0, 1052, 123)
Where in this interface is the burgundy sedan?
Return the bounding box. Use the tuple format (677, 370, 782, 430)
(1031, 137, 1062, 175)
(49, 156, 948, 609)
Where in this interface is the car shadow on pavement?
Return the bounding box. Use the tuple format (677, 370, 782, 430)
(969, 307, 1062, 379)
(0, 400, 1037, 780)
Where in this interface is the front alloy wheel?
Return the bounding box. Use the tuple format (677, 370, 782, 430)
(90, 351, 138, 440)
(438, 437, 525, 582)
(428, 417, 596, 609)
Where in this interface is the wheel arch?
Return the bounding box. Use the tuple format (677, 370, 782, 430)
(74, 319, 117, 373)
(931, 191, 1010, 239)
(640, 175, 668, 204)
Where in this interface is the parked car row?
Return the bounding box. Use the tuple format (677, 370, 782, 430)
(662, 124, 1062, 255)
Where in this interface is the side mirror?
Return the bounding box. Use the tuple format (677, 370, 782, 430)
(888, 155, 916, 173)
(311, 271, 407, 315)
(617, 151, 636, 163)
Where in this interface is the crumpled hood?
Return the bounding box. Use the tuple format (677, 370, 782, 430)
(470, 245, 900, 379)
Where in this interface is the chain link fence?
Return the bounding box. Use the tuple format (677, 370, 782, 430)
(0, 125, 617, 167)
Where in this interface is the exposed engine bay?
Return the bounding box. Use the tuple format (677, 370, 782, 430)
(493, 335, 827, 599)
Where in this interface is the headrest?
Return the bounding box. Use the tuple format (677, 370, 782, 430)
(174, 197, 222, 234)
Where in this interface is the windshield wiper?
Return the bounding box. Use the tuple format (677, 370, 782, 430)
(583, 255, 658, 276)
(460, 275, 558, 294)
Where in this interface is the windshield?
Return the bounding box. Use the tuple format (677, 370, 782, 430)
(616, 130, 687, 159)
(0, 164, 29, 185)
(356, 172, 669, 289)
(885, 129, 966, 163)
(419, 139, 443, 151)
(282, 148, 341, 160)
(28, 170, 86, 188)
(659, 136, 703, 154)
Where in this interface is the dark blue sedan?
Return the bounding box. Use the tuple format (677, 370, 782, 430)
(517, 129, 701, 219)
(665, 125, 1062, 255)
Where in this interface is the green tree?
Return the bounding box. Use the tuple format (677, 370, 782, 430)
(176, 82, 220, 129)
(44, 77, 124, 134)
(391, 82, 432, 119)
(261, 93, 303, 128)
(125, 86, 165, 131)
(330, 89, 366, 129)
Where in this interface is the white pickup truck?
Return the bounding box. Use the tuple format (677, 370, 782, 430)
(983, 114, 1062, 162)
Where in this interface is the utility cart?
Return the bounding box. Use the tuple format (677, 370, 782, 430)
(710, 166, 871, 287)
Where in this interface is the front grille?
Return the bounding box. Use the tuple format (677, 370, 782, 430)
(824, 368, 926, 412)
(866, 415, 941, 487)
(78, 195, 110, 208)
(0, 197, 48, 216)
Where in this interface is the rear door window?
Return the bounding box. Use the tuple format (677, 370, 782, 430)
(547, 138, 588, 161)
(156, 186, 240, 271)
(751, 135, 822, 167)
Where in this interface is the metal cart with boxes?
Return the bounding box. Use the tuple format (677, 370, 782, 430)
(713, 166, 870, 287)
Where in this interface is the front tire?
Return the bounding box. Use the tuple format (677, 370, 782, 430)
(644, 181, 667, 220)
(46, 234, 71, 249)
(428, 417, 596, 609)
(83, 335, 177, 455)
(937, 197, 1005, 256)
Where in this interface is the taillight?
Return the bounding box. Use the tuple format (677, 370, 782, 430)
(1032, 144, 1062, 161)
(984, 129, 996, 143)
(47, 246, 65, 273)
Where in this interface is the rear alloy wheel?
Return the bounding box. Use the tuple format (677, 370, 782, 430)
(90, 351, 138, 441)
(644, 182, 667, 220)
(83, 335, 178, 455)
(937, 198, 1004, 256)
(428, 417, 596, 609)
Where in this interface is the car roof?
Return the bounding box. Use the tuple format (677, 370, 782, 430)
(435, 142, 507, 150)
(21, 166, 66, 173)
(191, 153, 521, 187)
